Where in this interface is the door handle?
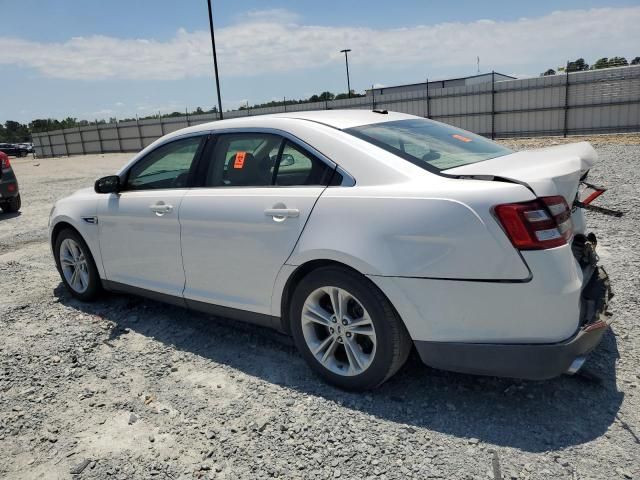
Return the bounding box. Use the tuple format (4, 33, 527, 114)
(264, 208, 300, 220)
(150, 202, 174, 216)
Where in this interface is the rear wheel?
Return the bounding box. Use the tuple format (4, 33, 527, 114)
(1, 194, 21, 213)
(54, 229, 102, 301)
(290, 266, 411, 391)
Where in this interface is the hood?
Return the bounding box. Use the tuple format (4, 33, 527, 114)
(445, 142, 597, 204)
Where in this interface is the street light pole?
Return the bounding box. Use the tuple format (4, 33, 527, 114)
(340, 49, 352, 98)
(207, 0, 223, 119)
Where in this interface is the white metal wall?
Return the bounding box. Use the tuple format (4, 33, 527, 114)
(32, 66, 640, 157)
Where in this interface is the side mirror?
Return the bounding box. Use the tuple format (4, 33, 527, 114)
(280, 153, 295, 167)
(94, 175, 121, 194)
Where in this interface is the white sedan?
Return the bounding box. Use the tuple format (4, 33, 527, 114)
(49, 110, 613, 390)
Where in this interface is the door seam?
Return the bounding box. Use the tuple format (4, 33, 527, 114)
(269, 184, 330, 315)
(177, 190, 189, 297)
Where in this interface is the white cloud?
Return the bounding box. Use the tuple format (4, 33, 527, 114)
(92, 108, 114, 116)
(0, 7, 639, 81)
(241, 8, 300, 24)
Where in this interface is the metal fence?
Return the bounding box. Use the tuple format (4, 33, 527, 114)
(32, 65, 640, 158)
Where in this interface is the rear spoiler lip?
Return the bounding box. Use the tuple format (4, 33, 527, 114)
(447, 172, 538, 197)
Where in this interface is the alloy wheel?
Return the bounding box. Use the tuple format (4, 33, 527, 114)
(59, 238, 90, 294)
(301, 286, 377, 376)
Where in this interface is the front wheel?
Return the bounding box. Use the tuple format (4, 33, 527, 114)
(290, 266, 412, 391)
(54, 229, 102, 301)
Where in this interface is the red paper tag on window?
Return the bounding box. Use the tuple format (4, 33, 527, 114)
(234, 151, 246, 169)
(452, 134, 472, 143)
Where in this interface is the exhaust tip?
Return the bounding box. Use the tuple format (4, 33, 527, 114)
(566, 356, 587, 375)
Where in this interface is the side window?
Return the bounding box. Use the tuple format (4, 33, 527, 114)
(205, 133, 281, 187)
(275, 141, 335, 186)
(126, 136, 202, 190)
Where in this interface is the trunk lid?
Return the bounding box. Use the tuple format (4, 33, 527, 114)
(445, 142, 597, 204)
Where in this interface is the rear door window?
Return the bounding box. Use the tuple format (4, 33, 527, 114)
(202, 134, 336, 187)
(204, 133, 281, 187)
(275, 141, 335, 186)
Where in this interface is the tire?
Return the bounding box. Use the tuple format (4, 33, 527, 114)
(54, 228, 102, 301)
(289, 266, 412, 391)
(2, 194, 21, 213)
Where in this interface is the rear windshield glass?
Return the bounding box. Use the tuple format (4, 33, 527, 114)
(346, 118, 512, 171)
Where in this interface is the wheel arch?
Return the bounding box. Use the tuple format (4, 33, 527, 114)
(277, 259, 406, 336)
(51, 220, 78, 247)
(50, 219, 105, 279)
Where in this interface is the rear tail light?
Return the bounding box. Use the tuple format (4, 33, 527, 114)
(0, 156, 10, 169)
(494, 196, 573, 250)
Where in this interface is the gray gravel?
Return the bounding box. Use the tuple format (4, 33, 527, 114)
(1, 138, 639, 480)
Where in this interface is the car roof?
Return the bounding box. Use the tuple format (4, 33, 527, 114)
(262, 109, 416, 129)
(185, 109, 417, 133)
(119, 109, 429, 182)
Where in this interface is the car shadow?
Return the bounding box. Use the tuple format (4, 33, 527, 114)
(0, 211, 21, 220)
(54, 284, 624, 453)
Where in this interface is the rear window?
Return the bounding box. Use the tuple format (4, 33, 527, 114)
(346, 118, 512, 171)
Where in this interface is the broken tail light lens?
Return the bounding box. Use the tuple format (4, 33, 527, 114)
(0, 156, 10, 169)
(494, 196, 573, 250)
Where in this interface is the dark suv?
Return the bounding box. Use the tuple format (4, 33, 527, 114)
(0, 143, 30, 157)
(0, 152, 21, 213)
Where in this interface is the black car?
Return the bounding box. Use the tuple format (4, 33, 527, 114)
(0, 143, 30, 157)
(17, 143, 34, 153)
(0, 153, 21, 213)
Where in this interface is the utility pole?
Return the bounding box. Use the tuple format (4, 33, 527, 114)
(207, 0, 223, 119)
(340, 49, 352, 98)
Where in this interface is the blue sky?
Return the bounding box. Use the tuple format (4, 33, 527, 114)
(1, 0, 639, 123)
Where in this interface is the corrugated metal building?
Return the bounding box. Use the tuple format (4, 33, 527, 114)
(366, 72, 515, 97)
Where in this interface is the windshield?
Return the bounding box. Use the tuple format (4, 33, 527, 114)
(346, 118, 512, 171)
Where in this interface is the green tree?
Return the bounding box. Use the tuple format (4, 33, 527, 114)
(318, 91, 335, 101)
(566, 58, 589, 72)
(608, 56, 628, 67)
(0, 121, 30, 142)
(60, 117, 78, 129)
(631, 57, 640, 65)
(29, 119, 50, 133)
(592, 57, 609, 69)
(542, 68, 556, 76)
(592, 56, 629, 69)
(334, 90, 365, 100)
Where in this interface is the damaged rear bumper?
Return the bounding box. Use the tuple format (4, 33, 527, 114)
(414, 267, 613, 380)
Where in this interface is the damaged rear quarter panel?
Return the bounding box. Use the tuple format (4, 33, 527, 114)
(288, 180, 535, 280)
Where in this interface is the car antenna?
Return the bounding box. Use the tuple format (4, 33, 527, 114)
(372, 109, 388, 114)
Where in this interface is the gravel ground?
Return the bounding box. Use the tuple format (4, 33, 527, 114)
(0, 135, 639, 480)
